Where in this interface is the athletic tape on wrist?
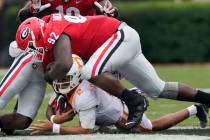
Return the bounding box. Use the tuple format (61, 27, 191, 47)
(52, 123, 60, 134)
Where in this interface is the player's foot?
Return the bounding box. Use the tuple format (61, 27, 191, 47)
(195, 103, 209, 128)
(1, 128, 15, 135)
(117, 89, 149, 130)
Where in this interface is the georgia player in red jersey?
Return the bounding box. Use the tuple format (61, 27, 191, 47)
(0, 0, 118, 135)
(18, 0, 118, 22)
(15, 14, 149, 130)
(15, 13, 210, 130)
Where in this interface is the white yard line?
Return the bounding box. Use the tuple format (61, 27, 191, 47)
(0, 134, 209, 140)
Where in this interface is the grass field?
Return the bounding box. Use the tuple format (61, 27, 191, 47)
(0, 64, 210, 127)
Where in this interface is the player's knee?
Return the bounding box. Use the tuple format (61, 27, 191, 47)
(143, 80, 165, 98)
(158, 82, 179, 99)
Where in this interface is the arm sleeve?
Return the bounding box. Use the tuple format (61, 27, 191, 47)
(17, 1, 52, 22)
(79, 107, 96, 129)
(18, 7, 33, 22)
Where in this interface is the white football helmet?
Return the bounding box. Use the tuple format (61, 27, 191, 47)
(53, 54, 84, 94)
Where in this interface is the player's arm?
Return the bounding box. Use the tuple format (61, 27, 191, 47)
(46, 93, 75, 124)
(44, 34, 72, 84)
(54, 108, 96, 134)
(17, 0, 51, 22)
(30, 121, 94, 135)
(30, 108, 96, 135)
(96, 0, 118, 17)
(17, 1, 33, 22)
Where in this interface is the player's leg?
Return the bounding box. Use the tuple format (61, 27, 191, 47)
(135, 110, 188, 132)
(0, 52, 33, 109)
(151, 104, 207, 131)
(81, 23, 148, 130)
(151, 109, 189, 131)
(81, 23, 142, 97)
(0, 53, 46, 133)
(15, 67, 46, 128)
(119, 52, 209, 127)
(0, 52, 33, 134)
(119, 52, 210, 107)
(119, 53, 165, 99)
(0, 63, 46, 132)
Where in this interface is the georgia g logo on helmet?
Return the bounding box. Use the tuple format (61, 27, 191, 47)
(21, 27, 30, 40)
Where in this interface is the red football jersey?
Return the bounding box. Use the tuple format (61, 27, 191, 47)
(42, 14, 120, 69)
(41, 0, 97, 16)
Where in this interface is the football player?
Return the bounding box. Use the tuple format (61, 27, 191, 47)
(0, 0, 118, 135)
(15, 14, 210, 130)
(30, 55, 208, 135)
(18, 0, 118, 22)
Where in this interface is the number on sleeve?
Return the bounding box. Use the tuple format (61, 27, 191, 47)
(48, 32, 60, 45)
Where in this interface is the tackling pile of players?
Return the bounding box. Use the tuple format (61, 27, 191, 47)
(0, 0, 209, 135)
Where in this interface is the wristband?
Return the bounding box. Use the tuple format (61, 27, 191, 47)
(50, 115, 55, 123)
(52, 123, 60, 134)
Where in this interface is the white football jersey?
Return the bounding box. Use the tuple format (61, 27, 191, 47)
(69, 80, 124, 126)
(49, 80, 152, 131)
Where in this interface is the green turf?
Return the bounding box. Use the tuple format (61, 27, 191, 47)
(0, 64, 210, 127)
(121, 64, 210, 89)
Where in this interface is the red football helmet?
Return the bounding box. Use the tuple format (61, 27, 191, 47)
(16, 17, 46, 62)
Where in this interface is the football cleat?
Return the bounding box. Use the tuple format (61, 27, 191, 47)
(195, 103, 209, 128)
(116, 89, 149, 130)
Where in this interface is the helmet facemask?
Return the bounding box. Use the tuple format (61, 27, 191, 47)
(25, 30, 45, 63)
(53, 72, 81, 94)
(53, 54, 84, 94)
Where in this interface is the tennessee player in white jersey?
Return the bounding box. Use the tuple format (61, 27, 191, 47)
(30, 55, 208, 135)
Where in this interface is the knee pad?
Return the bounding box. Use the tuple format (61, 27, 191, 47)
(159, 82, 179, 99)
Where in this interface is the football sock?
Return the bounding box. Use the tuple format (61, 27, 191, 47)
(187, 105, 197, 116)
(195, 90, 210, 107)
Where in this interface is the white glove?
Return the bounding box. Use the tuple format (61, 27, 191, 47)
(9, 41, 24, 58)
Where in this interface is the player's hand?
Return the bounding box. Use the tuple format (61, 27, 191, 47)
(54, 109, 76, 124)
(29, 1, 51, 14)
(102, 1, 118, 17)
(30, 120, 52, 135)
